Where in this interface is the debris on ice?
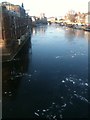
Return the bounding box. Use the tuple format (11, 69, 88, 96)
(56, 56, 60, 59)
(34, 112, 39, 116)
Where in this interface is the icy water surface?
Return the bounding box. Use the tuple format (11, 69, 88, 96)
(2, 25, 89, 119)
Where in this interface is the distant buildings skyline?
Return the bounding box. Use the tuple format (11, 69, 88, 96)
(0, 0, 90, 17)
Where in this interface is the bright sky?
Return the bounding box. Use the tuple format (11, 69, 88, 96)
(0, 0, 90, 17)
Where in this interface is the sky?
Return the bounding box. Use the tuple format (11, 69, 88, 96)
(0, 0, 90, 17)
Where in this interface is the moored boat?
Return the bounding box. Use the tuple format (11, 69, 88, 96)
(83, 25, 90, 32)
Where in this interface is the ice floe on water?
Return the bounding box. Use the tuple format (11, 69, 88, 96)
(55, 56, 63, 59)
(9, 94, 12, 97)
(74, 53, 77, 56)
(62, 80, 65, 83)
(69, 101, 73, 105)
(9, 92, 11, 94)
(71, 55, 75, 58)
(65, 78, 69, 81)
(46, 109, 49, 111)
(55, 50, 87, 61)
(85, 83, 88, 86)
(34, 102, 64, 119)
(61, 96, 64, 99)
(74, 94, 89, 103)
(4, 92, 7, 94)
(60, 75, 88, 88)
(28, 74, 32, 77)
(13, 58, 20, 61)
(34, 70, 37, 73)
(34, 112, 39, 116)
(4, 91, 13, 97)
(10, 72, 33, 81)
(34, 74, 88, 118)
(60, 114, 63, 119)
(61, 103, 67, 108)
(73, 81, 75, 84)
(69, 49, 87, 59)
(74, 91, 76, 93)
(52, 102, 55, 105)
(56, 56, 60, 59)
(53, 115, 56, 119)
(59, 75, 88, 103)
(79, 78, 82, 81)
(37, 110, 40, 112)
(43, 109, 46, 112)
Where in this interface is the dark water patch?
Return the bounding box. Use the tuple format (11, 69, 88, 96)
(2, 25, 89, 118)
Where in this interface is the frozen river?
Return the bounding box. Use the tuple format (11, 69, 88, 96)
(2, 24, 89, 119)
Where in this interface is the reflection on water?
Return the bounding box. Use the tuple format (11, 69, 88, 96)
(3, 53, 30, 98)
(2, 37, 31, 111)
(2, 25, 89, 119)
(65, 28, 76, 41)
(84, 31, 90, 41)
(65, 28, 89, 41)
(32, 25, 47, 35)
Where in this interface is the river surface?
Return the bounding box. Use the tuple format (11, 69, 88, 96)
(2, 24, 89, 119)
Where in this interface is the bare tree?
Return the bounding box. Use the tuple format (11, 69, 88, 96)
(67, 10, 76, 22)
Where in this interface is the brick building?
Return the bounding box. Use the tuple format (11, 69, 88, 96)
(1, 2, 25, 17)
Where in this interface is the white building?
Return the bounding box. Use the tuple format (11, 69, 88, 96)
(88, 1, 90, 24)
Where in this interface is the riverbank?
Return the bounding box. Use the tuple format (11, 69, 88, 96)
(50, 22, 90, 32)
